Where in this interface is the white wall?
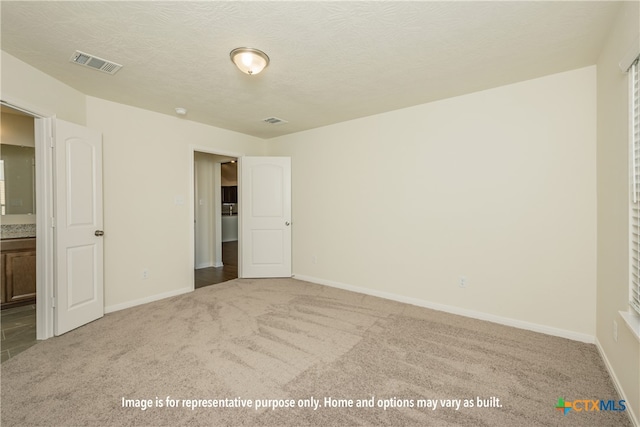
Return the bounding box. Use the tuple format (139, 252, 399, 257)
(85, 97, 267, 310)
(194, 152, 221, 269)
(596, 0, 640, 423)
(1, 51, 86, 124)
(269, 66, 597, 340)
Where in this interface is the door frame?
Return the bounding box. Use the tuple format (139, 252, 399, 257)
(1, 97, 55, 340)
(188, 145, 244, 289)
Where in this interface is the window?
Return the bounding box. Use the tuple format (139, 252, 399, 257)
(630, 57, 640, 315)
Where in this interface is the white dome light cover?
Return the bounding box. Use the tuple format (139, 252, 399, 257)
(230, 47, 269, 75)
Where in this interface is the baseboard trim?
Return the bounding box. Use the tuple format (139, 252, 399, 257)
(105, 286, 192, 314)
(595, 338, 639, 427)
(195, 261, 224, 269)
(293, 274, 595, 344)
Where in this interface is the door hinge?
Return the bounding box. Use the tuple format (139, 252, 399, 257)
(50, 217, 55, 228)
(48, 135, 54, 148)
(51, 297, 56, 308)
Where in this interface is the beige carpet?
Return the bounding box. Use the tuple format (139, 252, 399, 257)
(0, 278, 632, 426)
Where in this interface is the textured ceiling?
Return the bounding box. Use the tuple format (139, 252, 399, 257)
(0, 1, 622, 139)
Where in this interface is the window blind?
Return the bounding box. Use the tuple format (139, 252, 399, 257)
(631, 57, 640, 315)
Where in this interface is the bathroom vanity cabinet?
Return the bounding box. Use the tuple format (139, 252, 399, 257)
(1, 238, 36, 309)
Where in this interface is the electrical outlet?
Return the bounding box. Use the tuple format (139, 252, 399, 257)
(142, 269, 149, 280)
(613, 319, 618, 342)
(459, 276, 468, 288)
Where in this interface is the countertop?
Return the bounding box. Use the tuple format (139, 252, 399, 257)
(1, 224, 36, 239)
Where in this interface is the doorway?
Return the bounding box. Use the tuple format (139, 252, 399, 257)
(193, 150, 239, 288)
(1, 104, 38, 359)
(2, 102, 104, 340)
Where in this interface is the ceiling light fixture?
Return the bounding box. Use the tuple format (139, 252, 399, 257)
(230, 47, 269, 75)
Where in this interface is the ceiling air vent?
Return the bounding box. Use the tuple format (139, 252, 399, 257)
(69, 50, 122, 75)
(262, 117, 288, 125)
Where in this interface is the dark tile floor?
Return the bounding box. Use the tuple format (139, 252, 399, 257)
(1, 304, 37, 363)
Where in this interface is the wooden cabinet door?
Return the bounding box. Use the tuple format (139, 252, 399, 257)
(222, 186, 238, 203)
(5, 250, 36, 303)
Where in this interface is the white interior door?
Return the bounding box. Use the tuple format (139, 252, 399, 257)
(54, 119, 104, 335)
(239, 156, 291, 278)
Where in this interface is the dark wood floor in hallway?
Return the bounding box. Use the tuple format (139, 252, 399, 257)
(194, 240, 238, 289)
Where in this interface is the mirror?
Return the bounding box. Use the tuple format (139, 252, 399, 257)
(1, 107, 36, 215)
(1, 145, 35, 215)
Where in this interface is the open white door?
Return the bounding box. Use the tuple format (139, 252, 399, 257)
(239, 156, 291, 278)
(54, 119, 104, 335)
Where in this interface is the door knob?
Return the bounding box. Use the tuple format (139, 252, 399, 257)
(285, 221, 290, 226)
(95, 230, 104, 237)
